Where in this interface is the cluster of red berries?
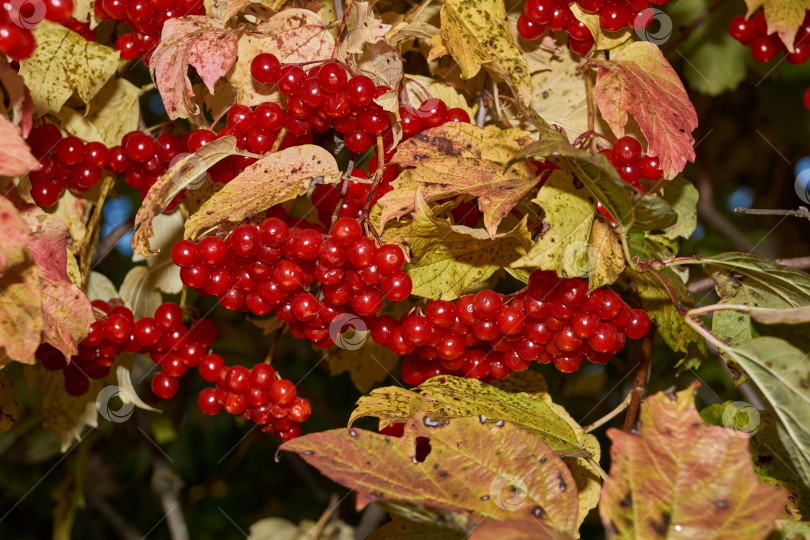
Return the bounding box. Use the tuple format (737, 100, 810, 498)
(26, 124, 114, 207)
(364, 270, 650, 386)
(172, 214, 413, 345)
(517, 0, 669, 54)
(198, 359, 310, 440)
(598, 135, 663, 186)
(94, 0, 204, 62)
(729, 11, 810, 64)
(35, 300, 216, 397)
(0, 0, 73, 60)
(250, 54, 470, 153)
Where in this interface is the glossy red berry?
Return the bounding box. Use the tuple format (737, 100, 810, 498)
(198, 388, 221, 415)
(152, 372, 179, 399)
(611, 136, 642, 166)
(517, 14, 545, 39)
(318, 62, 348, 93)
(270, 379, 297, 406)
(250, 53, 281, 84)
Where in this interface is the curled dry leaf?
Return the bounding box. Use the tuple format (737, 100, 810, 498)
(280, 412, 580, 535)
(229, 9, 335, 106)
(184, 145, 341, 239)
(132, 136, 240, 256)
(589, 42, 698, 179)
(600, 383, 786, 539)
(150, 16, 240, 120)
(337, 1, 392, 58)
(58, 78, 141, 147)
(18, 21, 119, 116)
(440, 0, 532, 104)
(380, 123, 536, 238)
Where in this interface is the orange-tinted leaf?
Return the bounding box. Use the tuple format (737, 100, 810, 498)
(589, 42, 698, 179)
(600, 383, 786, 539)
(0, 195, 31, 274)
(150, 16, 240, 119)
(0, 115, 38, 177)
(184, 145, 341, 239)
(380, 123, 535, 238)
(0, 262, 42, 366)
(280, 412, 580, 535)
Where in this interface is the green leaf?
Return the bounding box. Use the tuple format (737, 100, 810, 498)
(19, 21, 120, 116)
(350, 375, 588, 457)
(600, 384, 787, 539)
(510, 170, 596, 273)
(406, 192, 531, 300)
(509, 127, 677, 235)
(281, 412, 581, 535)
(687, 252, 810, 307)
(646, 175, 698, 243)
(722, 337, 810, 490)
(625, 235, 706, 362)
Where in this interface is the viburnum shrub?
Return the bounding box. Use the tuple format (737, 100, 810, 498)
(1, 0, 809, 537)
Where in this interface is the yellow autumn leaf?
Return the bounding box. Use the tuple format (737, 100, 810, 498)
(19, 21, 119, 116)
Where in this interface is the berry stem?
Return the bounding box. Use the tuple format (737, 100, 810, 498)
(362, 135, 386, 216)
(330, 157, 354, 227)
(79, 174, 115, 289)
(209, 105, 232, 132)
(264, 324, 286, 364)
(271, 128, 287, 152)
(584, 69, 595, 153)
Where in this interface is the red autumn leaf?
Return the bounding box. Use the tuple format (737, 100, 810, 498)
(150, 16, 240, 120)
(600, 383, 787, 539)
(589, 42, 698, 179)
(0, 115, 39, 177)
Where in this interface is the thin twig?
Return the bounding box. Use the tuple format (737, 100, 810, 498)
(584, 69, 595, 153)
(734, 206, 810, 221)
(270, 127, 287, 152)
(80, 175, 115, 289)
(85, 492, 143, 540)
(622, 327, 654, 432)
(90, 220, 133, 266)
(583, 389, 633, 433)
(697, 175, 763, 255)
(151, 460, 189, 540)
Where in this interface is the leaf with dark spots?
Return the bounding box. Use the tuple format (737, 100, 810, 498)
(280, 412, 579, 535)
(600, 383, 786, 539)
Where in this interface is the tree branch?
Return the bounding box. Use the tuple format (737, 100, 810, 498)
(623, 326, 654, 432)
(696, 175, 764, 256)
(151, 460, 189, 540)
(734, 206, 810, 221)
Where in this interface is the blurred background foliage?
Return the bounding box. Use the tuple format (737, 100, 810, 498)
(2, 0, 810, 537)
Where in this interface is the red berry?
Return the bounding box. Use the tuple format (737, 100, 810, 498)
(331, 217, 362, 247)
(270, 379, 297, 406)
(600, 4, 630, 32)
(346, 75, 376, 106)
(278, 65, 307, 96)
(751, 36, 779, 62)
(154, 302, 183, 331)
(317, 62, 348, 93)
(729, 15, 756, 43)
(381, 272, 412, 301)
(553, 354, 583, 373)
(589, 323, 619, 353)
(624, 309, 651, 339)
(517, 14, 545, 39)
(496, 306, 525, 334)
(172, 239, 198, 267)
(251, 53, 281, 84)
(473, 290, 503, 319)
(417, 98, 448, 128)
(200, 354, 225, 382)
(525, 0, 554, 24)
(611, 136, 642, 166)
(228, 224, 261, 258)
(198, 388, 221, 415)
(351, 290, 382, 316)
(152, 372, 179, 399)
(124, 132, 155, 162)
